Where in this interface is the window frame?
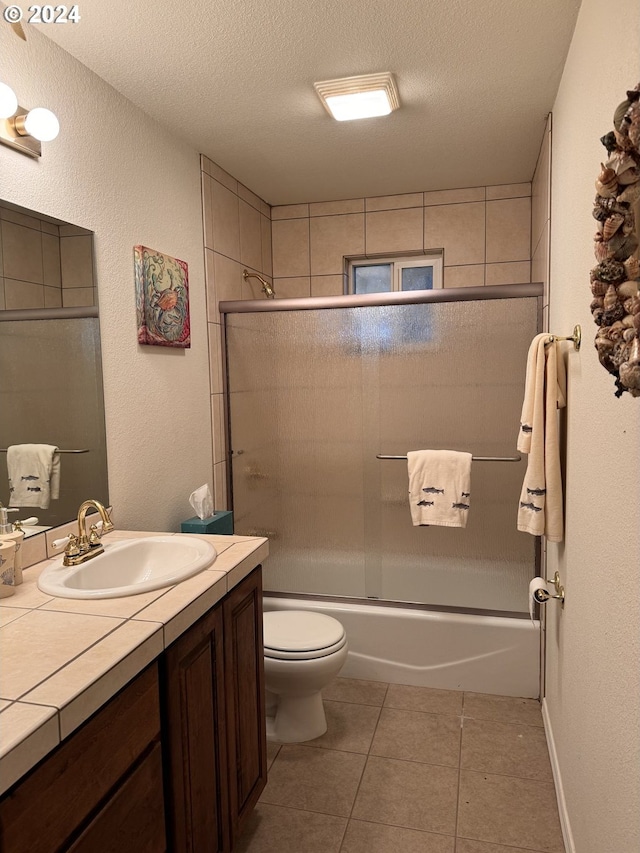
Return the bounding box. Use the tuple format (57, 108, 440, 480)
(348, 254, 443, 295)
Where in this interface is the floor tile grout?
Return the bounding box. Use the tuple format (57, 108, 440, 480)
(252, 680, 555, 853)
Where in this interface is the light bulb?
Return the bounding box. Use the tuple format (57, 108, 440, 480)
(24, 107, 59, 142)
(0, 82, 18, 120)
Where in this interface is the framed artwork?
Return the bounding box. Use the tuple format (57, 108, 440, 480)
(134, 245, 191, 348)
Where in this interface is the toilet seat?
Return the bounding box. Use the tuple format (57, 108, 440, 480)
(264, 611, 347, 661)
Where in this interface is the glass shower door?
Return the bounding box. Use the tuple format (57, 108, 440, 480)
(225, 292, 539, 614)
(357, 298, 537, 612)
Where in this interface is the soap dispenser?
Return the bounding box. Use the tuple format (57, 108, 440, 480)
(0, 505, 24, 584)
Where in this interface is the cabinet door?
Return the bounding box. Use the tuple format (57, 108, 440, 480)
(67, 743, 166, 853)
(0, 664, 161, 853)
(223, 566, 267, 845)
(163, 606, 229, 853)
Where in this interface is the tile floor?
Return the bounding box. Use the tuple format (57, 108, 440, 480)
(236, 677, 565, 853)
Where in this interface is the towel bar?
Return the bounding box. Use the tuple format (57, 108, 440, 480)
(546, 324, 581, 350)
(376, 454, 522, 462)
(0, 448, 89, 454)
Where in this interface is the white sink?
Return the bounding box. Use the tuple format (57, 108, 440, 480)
(37, 536, 217, 599)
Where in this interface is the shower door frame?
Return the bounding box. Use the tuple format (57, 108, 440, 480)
(220, 282, 544, 617)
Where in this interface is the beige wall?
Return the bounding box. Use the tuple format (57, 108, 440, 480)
(0, 26, 213, 532)
(545, 1, 640, 851)
(270, 185, 532, 296)
(200, 156, 272, 510)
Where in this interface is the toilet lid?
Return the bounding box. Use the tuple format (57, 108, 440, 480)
(263, 611, 346, 660)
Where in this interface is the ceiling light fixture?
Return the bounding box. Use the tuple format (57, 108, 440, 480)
(0, 81, 60, 157)
(314, 72, 400, 122)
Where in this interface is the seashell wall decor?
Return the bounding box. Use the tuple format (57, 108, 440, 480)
(591, 83, 640, 397)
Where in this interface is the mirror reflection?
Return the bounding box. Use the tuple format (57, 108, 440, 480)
(0, 201, 108, 536)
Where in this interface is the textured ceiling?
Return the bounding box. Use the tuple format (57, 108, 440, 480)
(35, 0, 580, 204)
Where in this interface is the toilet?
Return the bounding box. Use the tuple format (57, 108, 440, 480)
(263, 610, 348, 743)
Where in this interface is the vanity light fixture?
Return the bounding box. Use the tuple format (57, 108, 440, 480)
(0, 81, 60, 158)
(314, 72, 400, 121)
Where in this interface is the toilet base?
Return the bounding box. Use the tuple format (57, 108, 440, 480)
(265, 691, 327, 743)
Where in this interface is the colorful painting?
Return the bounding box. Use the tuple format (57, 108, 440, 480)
(134, 246, 191, 348)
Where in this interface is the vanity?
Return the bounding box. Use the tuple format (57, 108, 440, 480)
(0, 530, 269, 852)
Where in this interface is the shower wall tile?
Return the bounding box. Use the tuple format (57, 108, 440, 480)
(42, 233, 61, 288)
(532, 225, 549, 298)
(423, 187, 485, 206)
(485, 197, 531, 263)
(208, 249, 243, 318)
(1, 220, 43, 284)
(201, 155, 237, 193)
(211, 180, 240, 260)
(486, 182, 531, 200)
(4, 279, 44, 309)
(273, 277, 311, 298)
(311, 274, 346, 297)
(424, 202, 485, 266)
(443, 265, 485, 288)
(208, 321, 223, 394)
(485, 261, 531, 286)
(213, 461, 228, 510)
(366, 207, 424, 255)
(62, 287, 95, 308)
(237, 182, 262, 212)
(239, 199, 263, 271)
(261, 215, 273, 277)
(0, 205, 42, 230)
(40, 220, 59, 237)
(202, 173, 214, 250)
(211, 393, 226, 464)
(310, 213, 364, 275)
(60, 235, 94, 288)
(272, 218, 310, 277)
(365, 193, 423, 211)
(310, 199, 364, 216)
(272, 203, 309, 220)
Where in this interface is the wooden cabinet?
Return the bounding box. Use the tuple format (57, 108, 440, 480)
(163, 565, 267, 852)
(163, 601, 229, 852)
(223, 566, 267, 847)
(0, 663, 165, 853)
(0, 565, 266, 853)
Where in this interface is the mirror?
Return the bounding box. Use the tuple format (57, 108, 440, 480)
(0, 200, 109, 536)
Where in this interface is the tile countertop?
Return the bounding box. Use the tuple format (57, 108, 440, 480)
(0, 530, 269, 796)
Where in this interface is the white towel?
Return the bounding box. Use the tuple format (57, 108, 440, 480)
(7, 444, 60, 509)
(407, 450, 472, 527)
(517, 336, 566, 541)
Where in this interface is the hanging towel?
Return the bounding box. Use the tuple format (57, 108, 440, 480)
(517, 336, 566, 541)
(7, 444, 60, 509)
(407, 450, 472, 527)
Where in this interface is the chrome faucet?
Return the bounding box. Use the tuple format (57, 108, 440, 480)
(63, 499, 114, 566)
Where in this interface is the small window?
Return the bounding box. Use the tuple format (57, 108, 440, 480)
(350, 255, 443, 295)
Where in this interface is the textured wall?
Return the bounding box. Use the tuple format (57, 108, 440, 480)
(546, 1, 640, 851)
(0, 27, 213, 532)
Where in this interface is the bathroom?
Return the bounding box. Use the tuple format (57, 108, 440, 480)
(0, 0, 639, 851)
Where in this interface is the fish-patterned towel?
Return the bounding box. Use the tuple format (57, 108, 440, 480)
(7, 444, 60, 509)
(407, 450, 472, 528)
(517, 337, 566, 541)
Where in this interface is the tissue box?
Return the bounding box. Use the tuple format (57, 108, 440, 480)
(181, 511, 234, 535)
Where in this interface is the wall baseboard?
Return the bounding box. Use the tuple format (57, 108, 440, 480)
(542, 697, 575, 853)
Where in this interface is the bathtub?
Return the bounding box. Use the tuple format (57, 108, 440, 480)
(263, 596, 540, 698)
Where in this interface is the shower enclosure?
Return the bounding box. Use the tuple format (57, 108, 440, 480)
(223, 284, 541, 618)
